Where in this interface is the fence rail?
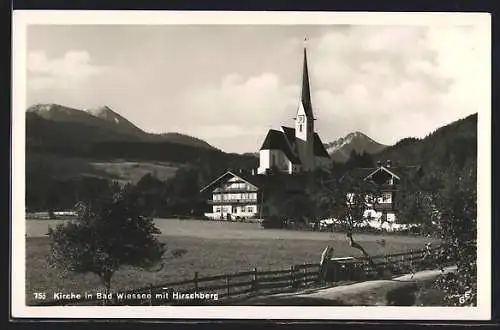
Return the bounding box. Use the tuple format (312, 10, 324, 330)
(33, 245, 449, 306)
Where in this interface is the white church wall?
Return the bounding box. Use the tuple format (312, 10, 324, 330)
(258, 149, 289, 174)
(258, 150, 270, 174)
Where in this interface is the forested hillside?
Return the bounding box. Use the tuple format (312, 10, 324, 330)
(374, 113, 477, 171)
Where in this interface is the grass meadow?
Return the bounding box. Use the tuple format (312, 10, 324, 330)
(25, 219, 437, 305)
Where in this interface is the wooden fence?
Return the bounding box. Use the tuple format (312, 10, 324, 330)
(33, 245, 449, 306)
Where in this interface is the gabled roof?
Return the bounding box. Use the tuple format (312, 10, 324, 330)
(279, 127, 330, 159)
(365, 167, 401, 181)
(199, 170, 310, 194)
(281, 126, 296, 145)
(260, 129, 301, 164)
(346, 165, 423, 182)
(200, 170, 262, 193)
(313, 133, 330, 158)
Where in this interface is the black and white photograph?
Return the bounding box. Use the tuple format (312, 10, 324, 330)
(12, 11, 491, 320)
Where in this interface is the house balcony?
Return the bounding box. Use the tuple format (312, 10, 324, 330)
(208, 199, 258, 205)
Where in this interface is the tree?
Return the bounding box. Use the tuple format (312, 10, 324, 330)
(393, 159, 477, 306)
(315, 169, 384, 272)
(393, 171, 438, 229)
(47, 182, 168, 300)
(345, 150, 374, 170)
(261, 188, 313, 229)
(430, 160, 477, 306)
(134, 173, 166, 217)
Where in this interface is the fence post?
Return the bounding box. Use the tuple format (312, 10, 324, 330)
(252, 268, 258, 292)
(149, 284, 153, 306)
(317, 264, 322, 283)
(225, 274, 230, 297)
(194, 272, 199, 291)
(290, 265, 295, 288)
(303, 262, 307, 286)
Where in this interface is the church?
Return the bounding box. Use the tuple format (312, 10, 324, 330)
(257, 44, 330, 175)
(200, 43, 331, 220)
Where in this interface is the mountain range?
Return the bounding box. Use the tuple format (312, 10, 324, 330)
(25, 103, 477, 214)
(27, 104, 217, 150)
(26, 103, 477, 177)
(27, 103, 391, 162)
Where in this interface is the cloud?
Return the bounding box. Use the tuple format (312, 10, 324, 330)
(28, 50, 108, 90)
(26, 25, 486, 153)
(180, 25, 485, 151)
(26, 50, 131, 112)
(181, 72, 299, 130)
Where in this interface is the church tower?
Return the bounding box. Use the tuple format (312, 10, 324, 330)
(295, 40, 316, 171)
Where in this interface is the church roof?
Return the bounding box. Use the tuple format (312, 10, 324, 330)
(278, 126, 331, 159)
(281, 126, 296, 145)
(260, 129, 301, 164)
(313, 133, 330, 158)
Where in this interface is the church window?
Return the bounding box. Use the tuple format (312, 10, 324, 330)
(299, 124, 303, 132)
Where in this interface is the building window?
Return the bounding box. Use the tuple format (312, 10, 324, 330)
(299, 124, 303, 132)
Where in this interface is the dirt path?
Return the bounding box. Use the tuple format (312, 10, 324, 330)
(243, 266, 457, 306)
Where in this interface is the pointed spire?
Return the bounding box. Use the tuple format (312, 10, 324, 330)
(301, 37, 314, 119)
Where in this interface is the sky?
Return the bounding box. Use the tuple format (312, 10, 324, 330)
(26, 23, 488, 153)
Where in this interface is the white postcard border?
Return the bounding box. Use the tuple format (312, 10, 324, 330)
(11, 10, 492, 320)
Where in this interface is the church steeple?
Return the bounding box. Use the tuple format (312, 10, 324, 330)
(301, 38, 314, 119)
(294, 37, 316, 171)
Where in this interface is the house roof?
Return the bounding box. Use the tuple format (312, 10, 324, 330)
(199, 170, 263, 193)
(199, 170, 309, 193)
(347, 165, 423, 182)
